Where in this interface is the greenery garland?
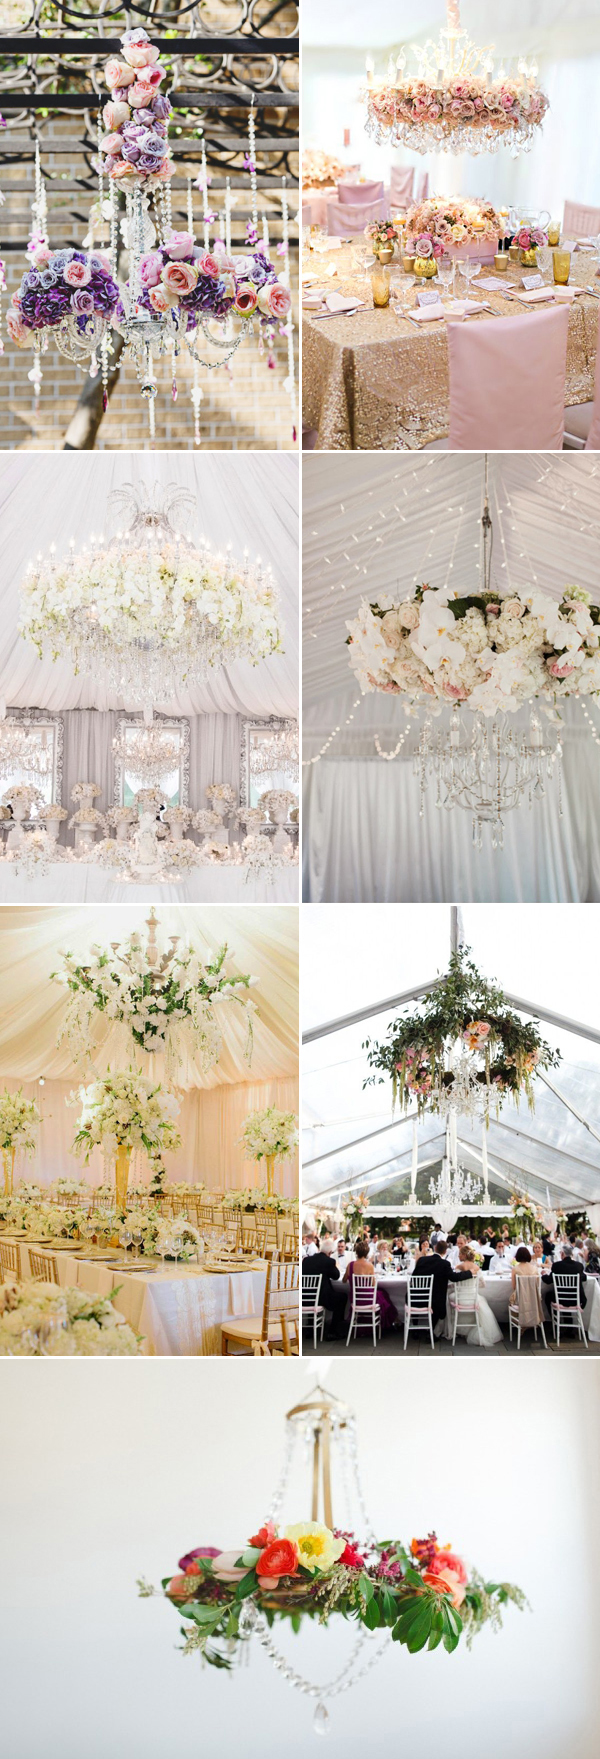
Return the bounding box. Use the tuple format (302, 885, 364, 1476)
(363, 947, 560, 1116)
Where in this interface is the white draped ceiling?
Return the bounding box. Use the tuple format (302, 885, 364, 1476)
(0, 904, 299, 1193)
(0, 452, 298, 718)
(304, 0, 600, 214)
(303, 453, 600, 902)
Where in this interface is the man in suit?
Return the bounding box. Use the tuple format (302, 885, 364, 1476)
(302, 1237, 348, 1339)
(413, 1238, 472, 1334)
(542, 1246, 587, 1320)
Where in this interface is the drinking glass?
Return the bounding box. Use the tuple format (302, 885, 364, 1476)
(468, 260, 482, 297)
(131, 1227, 143, 1264)
(437, 254, 454, 300)
(119, 1226, 132, 1257)
(553, 249, 571, 285)
(391, 278, 414, 321)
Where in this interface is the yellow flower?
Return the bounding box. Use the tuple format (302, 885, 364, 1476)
(283, 1522, 346, 1575)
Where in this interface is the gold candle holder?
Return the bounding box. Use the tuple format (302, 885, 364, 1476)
(508, 243, 520, 262)
(402, 255, 415, 274)
(494, 253, 508, 273)
(371, 264, 391, 307)
(548, 221, 560, 247)
(553, 249, 571, 285)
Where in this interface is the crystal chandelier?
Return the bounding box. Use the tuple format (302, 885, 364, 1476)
(0, 709, 53, 786)
(19, 480, 281, 710)
(363, 0, 549, 157)
(112, 715, 180, 789)
(416, 708, 562, 850)
(430, 1137, 482, 1212)
(250, 723, 299, 784)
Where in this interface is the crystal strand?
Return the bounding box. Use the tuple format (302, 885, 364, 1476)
(110, 179, 118, 279)
(262, 213, 270, 255)
(280, 176, 297, 442)
(201, 142, 210, 247)
(100, 333, 109, 414)
(187, 176, 194, 244)
(225, 177, 231, 254)
(96, 115, 104, 231)
(248, 102, 258, 230)
(191, 356, 203, 447)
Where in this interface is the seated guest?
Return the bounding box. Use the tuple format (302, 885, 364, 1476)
(417, 1234, 431, 1259)
(367, 1231, 380, 1262)
(302, 1237, 347, 1339)
(343, 1238, 396, 1331)
(302, 1232, 318, 1258)
(510, 1245, 540, 1290)
(489, 1241, 511, 1275)
(375, 1240, 392, 1270)
(531, 1240, 545, 1268)
(585, 1240, 600, 1274)
(480, 1232, 497, 1269)
(412, 1238, 472, 1335)
(542, 1245, 587, 1318)
(335, 1238, 350, 1273)
(446, 1233, 459, 1269)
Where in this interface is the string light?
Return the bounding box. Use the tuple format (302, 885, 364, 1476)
(303, 697, 364, 765)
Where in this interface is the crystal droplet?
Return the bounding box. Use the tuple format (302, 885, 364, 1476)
(172, 378, 178, 402)
(313, 1702, 329, 1738)
(238, 1598, 259, 1638)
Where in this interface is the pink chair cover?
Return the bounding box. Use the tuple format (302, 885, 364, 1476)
(563, 198, 600, 236)
(585, 306, 600, 449)
(414, 171, 429, 202)
(338, 178, 384, 205)
(447, 305, 570, 449)
(390, 165, 415, 209)
(326, 196, 386, 235)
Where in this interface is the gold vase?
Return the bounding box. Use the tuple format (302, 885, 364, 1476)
(115, 1144, 131, 1212)
(265, 1154, 276, 1198)
(2, 1147, 14, 1196)
(370, 265, 390, 308)
(520, 248, 538, 266)
(414, 256, 437, 279)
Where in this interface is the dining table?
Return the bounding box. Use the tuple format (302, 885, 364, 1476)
(302, 241, 600, 449)
(375, 1267, 600, 1341)
(1, 1235, 269, 1356)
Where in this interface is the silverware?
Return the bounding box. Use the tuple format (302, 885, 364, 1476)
(311, 307, 361, 320)
(584, 285, 600, 298)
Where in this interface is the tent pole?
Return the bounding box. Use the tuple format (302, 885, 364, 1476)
(303, 1109, 421, 1170)
(503, 995, 600, 1049)
(302, 979, 439, 1044)
(536, 1069, 600, 1147)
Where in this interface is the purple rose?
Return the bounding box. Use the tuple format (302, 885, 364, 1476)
(138, 152, 163, 172)
(135, 108, 154, 125)
(151, 94, 170, 120)
(122, 143, 141, 163)
(71, 289, 94, 314)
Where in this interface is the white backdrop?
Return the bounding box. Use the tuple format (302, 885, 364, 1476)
(303, 1, 600, 216)
(44, 707, 243, 840)
(0, 452, 298, 718)
(0, 1359, 597, 1759)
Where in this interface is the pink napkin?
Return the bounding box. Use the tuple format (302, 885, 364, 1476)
(517, 286, 581, 304)
(443, 299, 492, 317)
(408, 301, 445, 322)
(325, 292, 365, 312)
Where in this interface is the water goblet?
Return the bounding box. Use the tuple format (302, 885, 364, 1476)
(437, 254, 454, 302)
(131, 1227, 143, 1264)
(119, 1226, 132, 1258)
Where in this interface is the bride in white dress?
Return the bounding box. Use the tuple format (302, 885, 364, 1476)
(446, 1247, 504, 1348)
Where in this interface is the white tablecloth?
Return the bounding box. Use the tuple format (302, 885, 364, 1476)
(377, 1270, 600, 1341)
(0, 865, 298, 904)
(5, 1238, 268, 1355)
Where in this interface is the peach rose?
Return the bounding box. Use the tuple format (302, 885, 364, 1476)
(100, 133, 123, 156)
(31, 244, 52, 267)
(233, 281, 258, 314)
(105, 58, 134, 89)
(103, 100, 130, 130)
(123, 43, 160, 68)
(129, 83, 155, 108)
(165, 1574, 197, 1602)
(63, 259, 91, 288)
(148, 285, 172, 313)
(257, 282, 292, 320)
(423, 1565, 467, 1609)
(164, 231, 194, 260)
(153, 161, 175, 183)
(110, 160, 138, 181)
(196, 250, 220, 280)
(211, 1551, 248, 1583)
(161, 260, 198, 297)
(6, 309, 29, 347)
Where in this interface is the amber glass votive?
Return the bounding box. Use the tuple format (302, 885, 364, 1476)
(553, 249, 571, 285)
(494, 253, 508, 272)
(371, 265, 391, 307)
(548, 221, 561, 246)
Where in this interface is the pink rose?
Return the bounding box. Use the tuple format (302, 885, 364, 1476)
(123, 44, 155, 68)
(6, 308, 29, 347)
(148, 285, 171, 313)
(257, 282, 292, 320)
(153, 161, 174, 183)
(486, 603, 501, 617)
(110, 160, 138, 181)
(129, 83, 155, 109)
(103, 100, 130, 130)
(415, 234, 433, 257)
(105, 58, 134, 89)
(63, 259, 91, 288)
(195, 250, 220, 279)
(139, 251, 164, 288)
(161, 260, 198, 297)
(233, 282, 258, 314)
(31, 245, 52, 267)
(144, 65, 166, 89)
(547, 658, 575, 678)
(101, 133, 123, 156)
(164, 231, 194, 260)
(442, 681, 468, 700)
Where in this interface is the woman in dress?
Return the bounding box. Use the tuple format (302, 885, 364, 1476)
(451, 1245, 503, 1348)
(509, 1244, 546, 1338)
(343, 1237, 397, 1331)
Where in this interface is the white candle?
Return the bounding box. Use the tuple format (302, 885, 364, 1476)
(365, 56, 374, 87)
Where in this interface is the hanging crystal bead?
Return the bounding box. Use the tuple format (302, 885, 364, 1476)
(313, 1703, 330, 1738)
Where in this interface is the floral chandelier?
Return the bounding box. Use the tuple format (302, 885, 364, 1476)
(0, 709, 53, 786)
(363, 0, 549, 157)
(52, 907, 259, 1074)
(19, 480, 282, 709)
(6, 27, 296, 444)
(111, 715, 180, 789)
(347, 458, 600, 846)
(363, 946, 560, 1122)
(139, 1384, 525, 1737)
(250, 723, 299, 784)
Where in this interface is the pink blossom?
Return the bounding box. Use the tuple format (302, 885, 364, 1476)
(105, 58, 134, 89)
(63, 260, 92, 288)
(148, 285, 171, 313)
(129, 83, 155, 109)
(163, 231, 193, 260)
(233, 282, 258, 314)
(103, 100, 131, 130)
(195, 251, 221, 280)
(101, 133, 123, 156)
(31, 245, 52, 268)
(6, 308, 29, 346)
(547, 658, 575, 678)
(257, 282, 292, 320)
(161, 260, 198, 297)
(139, 251, 164, 288)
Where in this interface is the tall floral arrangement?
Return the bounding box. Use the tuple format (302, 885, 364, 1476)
(341, 1190, 370, 1238)
(53, 933, 258, 1072)
(240, 1108, 298, 1163)
(70, 1070, 181, 1165)
(346, 584, 600, 715)
(0, 1089, 41, 1154)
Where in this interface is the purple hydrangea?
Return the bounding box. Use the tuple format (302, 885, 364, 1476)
(17, 252, 119, 330)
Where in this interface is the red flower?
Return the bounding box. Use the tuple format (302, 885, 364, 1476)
(257, 1538, 299, 1579)
(249, 1521, 276, 1549)
(340, 1542, 365, 1569)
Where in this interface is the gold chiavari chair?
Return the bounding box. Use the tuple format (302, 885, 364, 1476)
(281, 1232, 298, 1263)
(255, 1208, 278, 1250)
(222, 1208, 242, 1251)
(29, 1250, 59, 1285)
(220, 1259, 299, 1356)
(195, 1204, 215, 1228)
(0, 1240, 22, 1280)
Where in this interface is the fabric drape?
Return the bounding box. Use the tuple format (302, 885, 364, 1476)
(56, 709, 244, 840)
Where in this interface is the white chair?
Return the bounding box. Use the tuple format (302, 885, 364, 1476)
(448, 1280, 483, 1348)
(326, 196, 386, 236)
(563, 199, 600, 237)
(549, 1271, 588, 1348)
(403, 1274, 434, 1351)
(302, 1274, 325, 1349)
(564, 303, 600, 450)
(346, 1275, 381, 1347)
(390, 165, 415, 210)
(508, 1279, 547, 1350)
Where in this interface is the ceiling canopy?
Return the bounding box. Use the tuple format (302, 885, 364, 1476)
(0, 904, 298, 1090)
(303, 0, 600, 54)
(0, 452, 298, 719)
(303, 453, 600, 709)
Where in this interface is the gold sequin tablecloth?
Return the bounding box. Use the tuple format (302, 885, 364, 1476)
(302, 245, 599, 450)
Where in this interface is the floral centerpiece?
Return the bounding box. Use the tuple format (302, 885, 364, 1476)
(38, 804, 67, 821)
(142, 1523, 524, 1664)
(53, 927, 258, 1071)
(193, 809, 222, 836)
(363, 59, 548, 158)
(259, 789, 296, 820)
(512, 223, 547, 264)
(206, 783, 237, 812)
(70, 1069, 182, 1210)
(364, 219, 398, 260)
(71, 782, 102, 802)
(1, 783, 43, 813)
(240, 1107, 298, 1198)
(235, 806, 267, 831)
(68, 807, 106, 832)
(0, 1088, 41, 1193)
(0, 1281, 141, 1355)
(241, 836, 296, 883)
(510, 1190, 543, 1241)
(302, 149, 349, 190)
(363, 947, 559, 1119)
(98, 27, 173, 193)
(341, 1190, 371, 1239)
(346, 583, 600, 715)
(7, 249, 120, 355)
(404, 197, 500, 265)
(197, 840, 236, 865)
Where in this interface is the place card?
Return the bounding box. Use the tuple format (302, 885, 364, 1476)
(478, 275, 517, 290)
(417, 287, 442, 306)
(522, 273, 544, 290)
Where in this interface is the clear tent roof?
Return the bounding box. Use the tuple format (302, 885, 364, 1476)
(302, 905, 600, 1212)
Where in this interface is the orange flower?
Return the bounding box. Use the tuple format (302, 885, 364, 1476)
(257, 1537, 298, 1581)
(249, 1521, 276, 1549)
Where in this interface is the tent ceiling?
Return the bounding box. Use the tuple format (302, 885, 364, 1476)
(303, 0, 600, 53)
(303, 453, 600, 708)
(0, 453, 298, 719)
(0, 904, 298, 1090)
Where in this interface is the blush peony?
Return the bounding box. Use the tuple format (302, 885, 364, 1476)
(195, 251, 221, 280)
(164, 231, 194, 260)
(63, 260, 92, 288)
(161, 260, 198, 297)
(233, 282, 258, 314)
(257, 282, 292, 320)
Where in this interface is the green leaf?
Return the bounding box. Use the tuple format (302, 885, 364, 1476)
(364, 1598, 381, 1631)
(234, 1570, 258, 1601)
(180, 1603, 223, 1627)
(359, 1572, 374, 1602)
